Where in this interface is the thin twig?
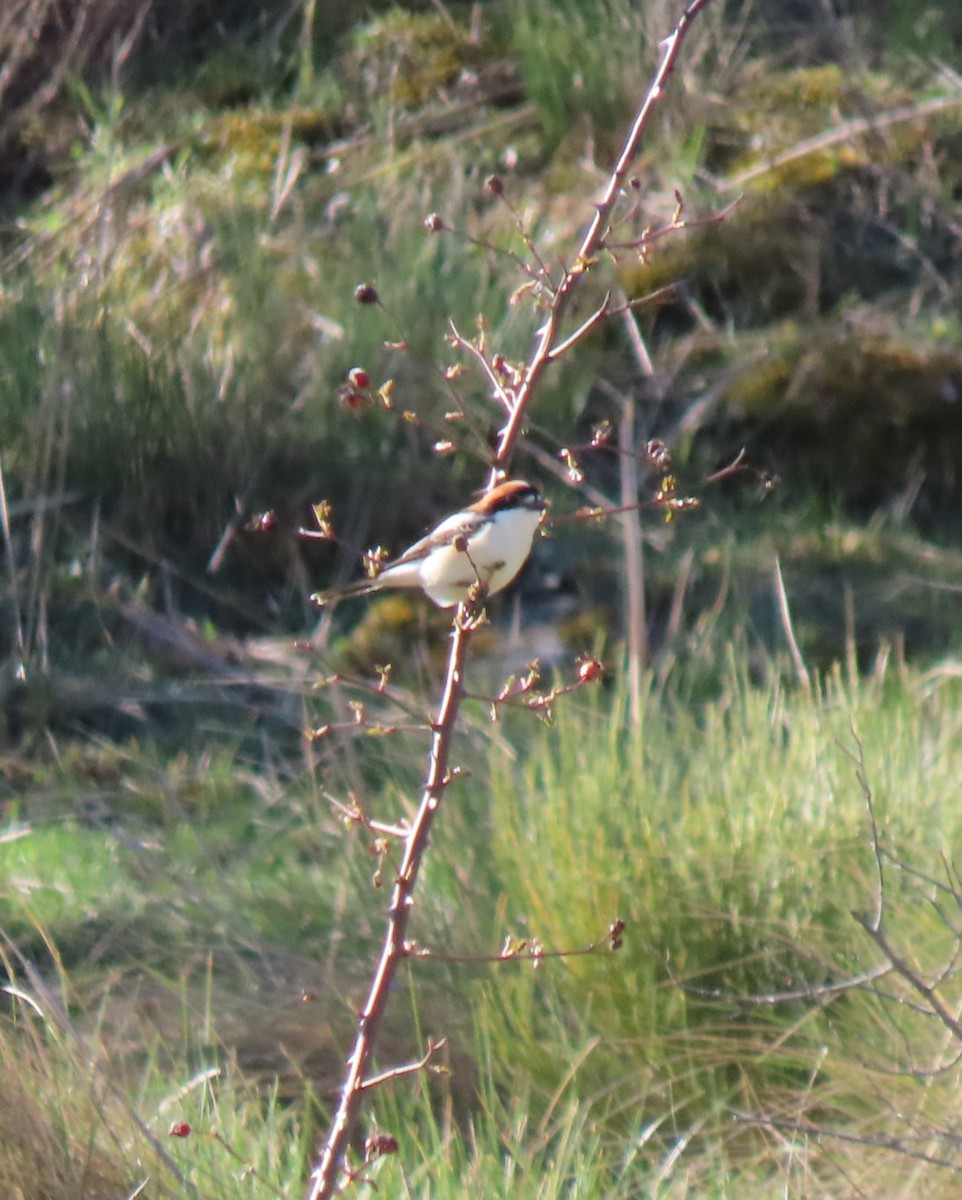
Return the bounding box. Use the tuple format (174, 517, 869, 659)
(323, 791, 410, 840)
(839, 726, 885, 931)
(304, 612, 473, 1200)
(447, 318, 515, 413)
(489, 0, 716, 479)
(304, 4, 715, 1194)
(359, 1037, 447, 1091)
(735, 1111, 962, 1173)
(545, 292, 611, 361)
(716, 94, 962, 194)
(618, 391, 647, 715)
(680, 960, 893, 1006)
(409, 920, 624, 964)
(845, 729, 962, 1048)
(852, 917, 962, 1045)
(602, 196, 739, 250)
(0, 459, 26, 667)
(209, 1130, 289, 1200)
(774, 553, 810, 691)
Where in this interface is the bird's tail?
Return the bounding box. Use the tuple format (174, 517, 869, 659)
(310, 577, 383, 607)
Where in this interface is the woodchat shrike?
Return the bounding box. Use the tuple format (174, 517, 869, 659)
(311, 480, 545, 609)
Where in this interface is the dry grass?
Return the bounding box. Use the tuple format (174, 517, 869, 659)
(0, 1, 140, 141)
(0, 1013, 152, 1200)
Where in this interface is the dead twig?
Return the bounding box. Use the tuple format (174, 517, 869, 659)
(716, 94, 962, 194)
(774, 553, 810, 692)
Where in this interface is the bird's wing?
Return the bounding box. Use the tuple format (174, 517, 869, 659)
(383, 510, 486, 570)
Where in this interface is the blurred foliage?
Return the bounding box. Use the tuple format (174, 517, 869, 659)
(0, 0, 961, 688)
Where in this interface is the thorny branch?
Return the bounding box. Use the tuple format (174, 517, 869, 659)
(304, 4, 715, 1195)
(489, 0, 716, 481)
(305, 608, 474, 1200)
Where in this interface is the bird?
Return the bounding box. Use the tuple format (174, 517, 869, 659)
(311, 479, 545, 609)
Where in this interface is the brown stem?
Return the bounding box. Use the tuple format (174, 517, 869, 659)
(359, 1036, 448, 1091)
(618, 391, 647, 718)
(305, 3, 716, 1194)
(304, 616, 472, 1200)
(490, 0, 715, 477)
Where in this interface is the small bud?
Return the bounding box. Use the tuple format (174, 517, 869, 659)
(307, 499, 334, 540)
(169, 1121, 192, 1138)
(362, 546, 388, 577)
(656, 474, 677, 504)
(559, 447, 584, 484)
(424, 212, 444, 232)
(354, 282, 379, 305)
(577, 657, 604, 684)
(433, 439, 456, 455)
(484, 174, 504, 197)
(590, 420, 613, 448)
(646, 438, 670, 469)
(348, 367, 370, 389)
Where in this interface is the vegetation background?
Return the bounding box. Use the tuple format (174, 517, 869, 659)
(2, 0, 962, 1196)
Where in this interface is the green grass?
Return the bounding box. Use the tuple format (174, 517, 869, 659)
(4, 2, 962, 1196)
(472, 662, 962, 1124)
(5, 658, 962, 1195)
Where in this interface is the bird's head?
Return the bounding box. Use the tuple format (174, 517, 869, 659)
(470, 479, 544, 517)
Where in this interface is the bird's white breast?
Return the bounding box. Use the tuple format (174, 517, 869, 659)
(419, 506, 542, 607)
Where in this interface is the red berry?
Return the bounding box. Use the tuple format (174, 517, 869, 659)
(365, 1132, 399, 1159)
(577, 658, 604, 684)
